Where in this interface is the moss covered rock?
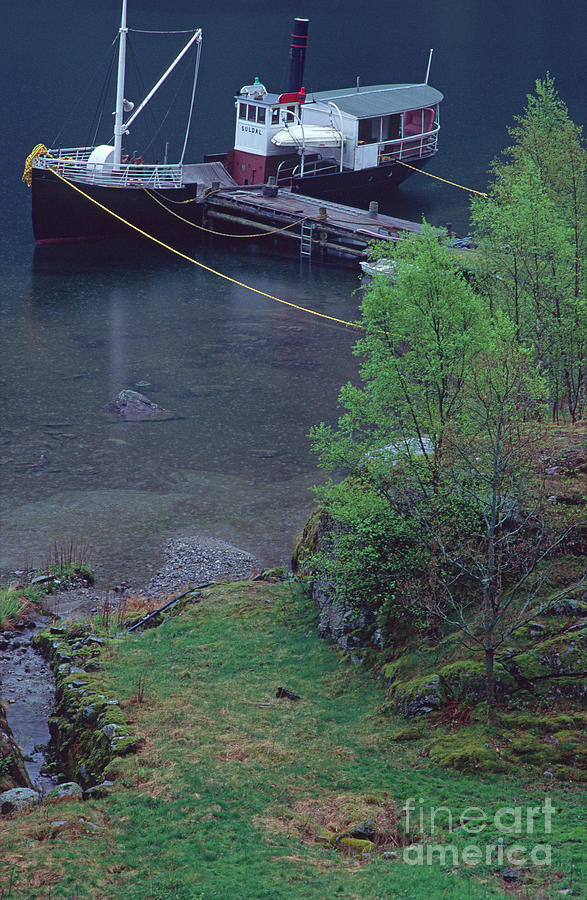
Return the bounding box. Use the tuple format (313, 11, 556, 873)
(393, 674, 443, 718)
(331, 835, 375, 855)
(427, 731, 509, 774)
(291, 508, 329, 574)
(505, 629, 586, 701)
(34, 623, 140, 788)
(0, 704, 32, 792)
(438, 659, 515, 704)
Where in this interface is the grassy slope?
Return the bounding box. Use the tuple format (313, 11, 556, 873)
(0, 581, 584, 899)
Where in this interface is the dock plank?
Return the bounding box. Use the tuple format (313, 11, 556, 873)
(203, 185, 424, 260)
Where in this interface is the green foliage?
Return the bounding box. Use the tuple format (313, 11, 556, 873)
(471, 74, 586, 421)
(309, 224, 498, 643)
(0, 584, 43, 627)
(311, 477, 427, 637)
(43, 560, 95, 588)
(309, 89, 587, 732)
(36, 538, 95, 590)
(311, 223, 489, 477)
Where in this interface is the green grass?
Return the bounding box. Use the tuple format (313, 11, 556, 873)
(0, 581, 584, 899)
(0, 585, 43, 628)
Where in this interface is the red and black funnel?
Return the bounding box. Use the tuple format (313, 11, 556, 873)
(288, 18, 309, 93)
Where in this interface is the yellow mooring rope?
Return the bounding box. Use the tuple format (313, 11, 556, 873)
(22, 144, 51, 187)
(144, 188, 311, 238)
(48, 168, 364, 331)
(396, 160, 488, 197)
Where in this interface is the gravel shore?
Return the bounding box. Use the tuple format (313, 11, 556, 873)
(45, 535, 261, 620)
(142, 535, 260, 596)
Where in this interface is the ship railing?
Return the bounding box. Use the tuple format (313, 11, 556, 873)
(377, 126, 440, 165)
(34, 149, 183, 189)
(276, 156, 340, 184)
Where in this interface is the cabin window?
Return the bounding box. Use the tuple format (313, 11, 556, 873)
(247, 105, 257, 121)
(358, 115, 401, 144)
(381, 114, 401, 140)
(257, 106, 266, 124)
(358, 117, 380, 144)
(239, 102, 247, 120)
(271, 108, 280, 125)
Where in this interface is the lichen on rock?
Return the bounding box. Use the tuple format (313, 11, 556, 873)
(34, 623, 140, 790)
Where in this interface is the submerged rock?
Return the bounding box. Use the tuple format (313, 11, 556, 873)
(100, 390, 175, 422)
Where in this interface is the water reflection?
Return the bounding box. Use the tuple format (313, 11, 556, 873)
(1, 239, 361, 584)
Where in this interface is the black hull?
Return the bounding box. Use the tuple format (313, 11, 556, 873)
(31, 169, 201, 244)
(289, 157, 432, 203)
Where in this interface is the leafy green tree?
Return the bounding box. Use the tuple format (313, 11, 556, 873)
(425, 336, 562, 722)
(471, 75, 585, 421)
(309, 229, 579, 720)
(309, 223, 489, 632)
(308, 80, 585, 717)
(311, 223, 487, 483)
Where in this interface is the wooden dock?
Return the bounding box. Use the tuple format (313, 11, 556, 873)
(201, 185, 426, 262)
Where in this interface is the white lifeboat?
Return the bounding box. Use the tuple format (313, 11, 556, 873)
(271, 125, 342, 148)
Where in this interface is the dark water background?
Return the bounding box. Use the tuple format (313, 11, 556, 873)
(1, 1, 585, 585)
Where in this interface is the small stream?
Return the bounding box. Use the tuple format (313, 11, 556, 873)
(0, 620, 57, 794)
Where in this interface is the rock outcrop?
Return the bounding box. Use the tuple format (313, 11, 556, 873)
(293, 508, 376, 651)
(0, 787, 40, 815)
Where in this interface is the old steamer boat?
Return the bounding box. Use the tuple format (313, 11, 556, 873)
(216, 18, 442, 201)
(24, 5, 443, 244)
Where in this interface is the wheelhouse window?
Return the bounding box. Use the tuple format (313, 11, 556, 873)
(239, 103, 267, 124)
(271, 108, 280, 125)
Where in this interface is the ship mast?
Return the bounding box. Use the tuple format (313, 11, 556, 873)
(113, 0, 128, 166)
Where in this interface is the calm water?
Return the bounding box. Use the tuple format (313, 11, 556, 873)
(1, 1, 585, 584)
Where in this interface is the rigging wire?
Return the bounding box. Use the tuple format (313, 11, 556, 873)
(52, 35, 119, 148)
(89, 46, 117, 148)
(125, 36, 160, 152)
(126, 34, 194, 161)
(180, 37, 202, 164)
